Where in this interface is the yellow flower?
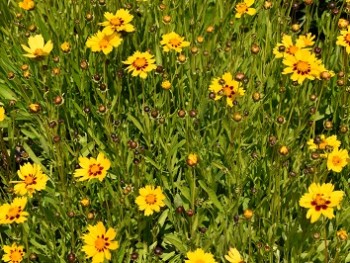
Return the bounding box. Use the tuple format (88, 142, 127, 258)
(74, 152, 111, 182)
(307, 135, 341, 151)
(336, 26, 350, 54)
(123, 51, 157, 79)
(2, 243, 25, 263)
(29, 103, 41, 113)
(82, 221, 119, 263)
(161, 80, 171, 90)
(297, 33, 315, 47)
(282, 50, 323, 84)
(209, 72, 245, 107)
(13, 162, 49, 197)
(60, 41, 71, 53)
(21, 34, 53, 59)
(80, 198, 90, 207)
(225, 248, 244, 263)
(160, 32, 190, 53)
(273, 35, 306, 58)
(185, 248, 217, 263)
(326, 148, 349, 173)
(0, 106, 5, 122)
(86, 31, 122, 55)
(235, 0, 256, 18)
(135, 185, 166, 216)
(186, 153, 198, 166)
(0, 197, 29, 224)
(19, 0, 34, 10)
(337, 229, 348, 240)
(299, 183, 344, 223)
(100, 9, 135, 35)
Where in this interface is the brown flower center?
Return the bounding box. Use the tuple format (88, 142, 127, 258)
(132, 57, 148, 70)
(293, 60, 311, 75)
(95, 235, 110, 252)
(6, 206, 22, 221)
(10, 250, 23, 261)
(110, 17, 124, 26)
(311, 194, 331, 211)
(345, 33, 350, 44)
(236, 3, 248, 13)
(24, 175, 36, 185)
(169, 38, 181, 47)
(145, 194, 157, 204)
(222, 84, 235, 98)
(88, 164, 103, 177)
(34, 48, 44, 57)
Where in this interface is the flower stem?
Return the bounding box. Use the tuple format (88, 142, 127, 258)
(324, 220, 328, 263)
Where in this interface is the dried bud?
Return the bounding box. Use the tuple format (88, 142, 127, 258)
(251, 44, 260, 54)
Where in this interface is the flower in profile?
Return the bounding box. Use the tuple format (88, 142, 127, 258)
(19, 0, 34, 10)
(74, 152, 111, 182)
(100, 9, 135, 35)
(0, 106, 5, 122)
(299, 183, 344, 223)
(21, 34, 53, 59)
(161, 80, 171, 90)
(0, 197, 29, 224)
(225, 248, 244, 263)
(336, 26, 350, 54)
(326, 148, 349, 173)
(186, 153, 198, 167)
(86, 31, 122, 55)
(282, 49, 323, 84)
(123, 51, 157, 79)
(2, 243, 25, 263)
(297, 33, 315, 47)
(160, 32, 190, 53)
(235, 0, 256, 18)
(135, 185, 166, 216)
(60, 42, 71, 53)
(273, 35, 306, 58)
(185, 248, 217, 263)
(209, 72, 245, 107)
(82, 221, 119, 263)
(13, 162, 49, 197)
(307, 135, 341, 151)
(337, 229, 348, 241)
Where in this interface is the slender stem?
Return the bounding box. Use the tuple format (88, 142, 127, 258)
(324, 220, 328, 263)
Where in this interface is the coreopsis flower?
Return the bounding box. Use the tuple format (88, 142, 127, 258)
(29, 103, 40, 113)
(160, 32, 190, 53)
(336, 26, 350, 54)
(297, 33, 315, 47)
(19, 0, 34, 10)
(307, 135, 341, 151)
(273, 35, 306, 58)
(0, 197, 29, 224)
(74, 152, 111, 182)
(161, 80, 171, 90)
(82, 221, 119, 263)
(282, 49, 323, 84)
(13, 162, 49, 197)
(185, 248, 217, 263)
(86, 31, 122, 55)
(299, 183, 344, 223)
(135, 185, 166, 216)
(225, 248, 244, 263)
(209, 72, 245, 107)
(100, 9, 135, 35)
(2, 243, 25, 263)
(186, 153, 198, 166)
(123, 51, 157, 79)
(337, 229, 348, 240)
(0, 106, 5, 122)
(235, 0, 256, 18)
(326, 148, 349, 173)
(21, 34, 53, 59)
(60, 42, 71, 53)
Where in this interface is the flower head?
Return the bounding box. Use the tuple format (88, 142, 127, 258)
(74, 152, 111, 182)
(187, 153, 199, 166)
(273, 35, 306, 58)
(299, 183, 344, 223)
(160, 32, 190, 53)
(337, 229, 348, 241)
(209, 72, 245, 107)
(185, 248, 217, 263)
(326, 148, 349, 173)
(13, 162, 49, 197)
(0, 106, 5, 122)
(297, 33, 315, 47)
(123, 51, 157, 79)
(307, 135, 341, 151)
(135, 185, 166, 216)
(21, 34, 53, 59)
(225, 248, 244, 263)
(161, 80, 171, 90)
(19, 0, 34, 10)
(2, 243, 25, 263)
(336, 26, 350, 54)
(82, 221, 119, 263)
(235, 0, 256, 18)
(0, 197, 29, 224)
(60, 42, 71, 53)
(100, 9, 135, 35)
(86, 31, 122, 55)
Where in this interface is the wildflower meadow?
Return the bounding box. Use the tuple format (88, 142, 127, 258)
(1, 0, 350, 262)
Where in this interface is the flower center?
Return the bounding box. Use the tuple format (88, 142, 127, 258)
(287, 45, 298, 55)
(145, 194, 157, 204)
(34, 48, 44, 57)
(236, 3, 248, 14)
(99, 38, 109, 49)
(10, 250, 23, 261)
(293, 60, 311, 75)
(311, 194, 331, 211)
(7, 206, 22, 221)
(345, 33, 350, 44)
(24, 175, 36, 185)
(95, 235, 109, 252)
(169, 38, 181, 47)
(132, 57, 148, 70)
(222, 85, 235, 98)
(110, 17, 124, 26)
(88, 164, 103, 177)
(332, 156, 342, 166)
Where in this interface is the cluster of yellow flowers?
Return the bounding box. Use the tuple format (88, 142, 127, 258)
(273, 34, 332, 84)
(336, 25, 350, 54)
